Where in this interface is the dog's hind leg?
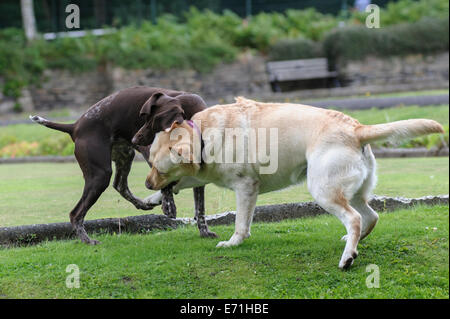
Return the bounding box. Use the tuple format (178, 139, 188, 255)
(70, 138, 112, 245)
(349, 150, 378, 241)
(349, 197, 378, 241)
(310, 190, 362, 270)
(194, 186, 218, 238)
(307, 151, 365, 269)
(112, 142, 157, 210)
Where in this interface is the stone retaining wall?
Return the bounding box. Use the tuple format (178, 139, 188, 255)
(341, 52, 449, 87)
(0, 52, 448, 113)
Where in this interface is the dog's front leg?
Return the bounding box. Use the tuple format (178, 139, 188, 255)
(217, 179, 259, 248)
(161, 185, 177, 218)
(143, 190, 163, 206)
(194, 186, 218, 238)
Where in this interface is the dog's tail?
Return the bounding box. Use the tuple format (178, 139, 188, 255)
(355, 119, 444, 145)
(29, 115, 75, 136)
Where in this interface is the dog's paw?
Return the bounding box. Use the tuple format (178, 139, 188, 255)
(341, 234, 348, 242)
(143, 192, 163, 206)
(88, 239, 102, 245)
(216, 240, 233, 248)
(216, 235, 244, 248)
(338, 250, 358, 270)
(81, 238, 101, 245)
(135, 202, 158, 210)
(200, 230, 218, 238)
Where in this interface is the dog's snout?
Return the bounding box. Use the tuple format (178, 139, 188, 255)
(131, 135, 141, 145)
(145, 178, 153, 190)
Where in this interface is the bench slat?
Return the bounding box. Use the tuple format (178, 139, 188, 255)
(267, 58, 336, 82)
(267, 58, 328, 70)
(269, 70, 337, 81)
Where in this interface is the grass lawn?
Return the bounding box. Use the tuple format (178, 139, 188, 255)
(0, 157, 448, 227)
(0, 205, 447, 298)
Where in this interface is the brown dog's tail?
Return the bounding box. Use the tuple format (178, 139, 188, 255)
(29, 115, 75, 136)
(355, 119, 444, 145)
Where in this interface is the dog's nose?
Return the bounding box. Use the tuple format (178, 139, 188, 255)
(131, 135, 140, 145)
(145, 179, 153, 190)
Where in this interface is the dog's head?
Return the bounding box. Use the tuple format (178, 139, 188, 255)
(145, 121, 201, 190)
(132, 92, 186, 146)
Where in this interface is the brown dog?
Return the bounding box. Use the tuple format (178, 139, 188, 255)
(30, 86, 216, 244)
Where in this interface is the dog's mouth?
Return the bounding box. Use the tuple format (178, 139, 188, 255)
(145, 169, 176, 190)
(132, 134, 151, 146)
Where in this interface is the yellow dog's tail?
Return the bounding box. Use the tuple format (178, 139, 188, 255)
(355, 119, 444, 145)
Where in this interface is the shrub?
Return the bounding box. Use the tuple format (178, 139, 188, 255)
(268, 38, 323, 61)
(0, 1, 448, 98)
(0, 141, 39, 158)
(351, 0, 449, 26)
(36, 135, 74, 156)
(0, 134, 18, 149)
(323, 17, 449, 66)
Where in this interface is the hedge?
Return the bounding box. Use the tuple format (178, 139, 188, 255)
(323, 17, 449, 67)
(0, 0, 448, 99)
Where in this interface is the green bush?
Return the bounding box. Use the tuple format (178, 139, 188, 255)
(268, 38, 323, 61)
(36, 135, 74, 156)
(351, 0, 449, 26)
(323, 17, 449, 66)
(0, 0, 448, 98)
(0, 28, 45, 98)
(0, 134, 18, 149)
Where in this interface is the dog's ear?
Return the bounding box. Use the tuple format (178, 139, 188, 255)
(153, 106, 186, 133)
(165, 121, 180, 133)
(140, 92, 164, 117)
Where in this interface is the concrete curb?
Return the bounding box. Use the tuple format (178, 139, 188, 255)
(178, 194, 449, 226)
(1, 194, 447, 247)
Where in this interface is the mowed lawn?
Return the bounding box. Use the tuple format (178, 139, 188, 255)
(0, 206, 448, 298)
(0, 157, 448, 298)
(0, 157, 448, 226)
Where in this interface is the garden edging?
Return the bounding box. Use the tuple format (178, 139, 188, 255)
(1, 194, 448, 247)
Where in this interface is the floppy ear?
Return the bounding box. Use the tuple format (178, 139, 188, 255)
(165, 121, 180, 133)
(152, 106, 186, 132)
(140, 92, 164, 117)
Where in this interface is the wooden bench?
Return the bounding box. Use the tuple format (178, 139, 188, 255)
(266, 58, 338, 92)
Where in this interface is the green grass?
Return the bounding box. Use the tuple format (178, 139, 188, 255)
(345, 105, 449, 127)
(0, 206, 447, 298)
(0, 157, 448, 227)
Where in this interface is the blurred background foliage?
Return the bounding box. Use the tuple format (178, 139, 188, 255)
(0, 0, 448, 99)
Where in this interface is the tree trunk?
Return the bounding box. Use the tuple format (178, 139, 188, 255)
(21, 0, 38, 42)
